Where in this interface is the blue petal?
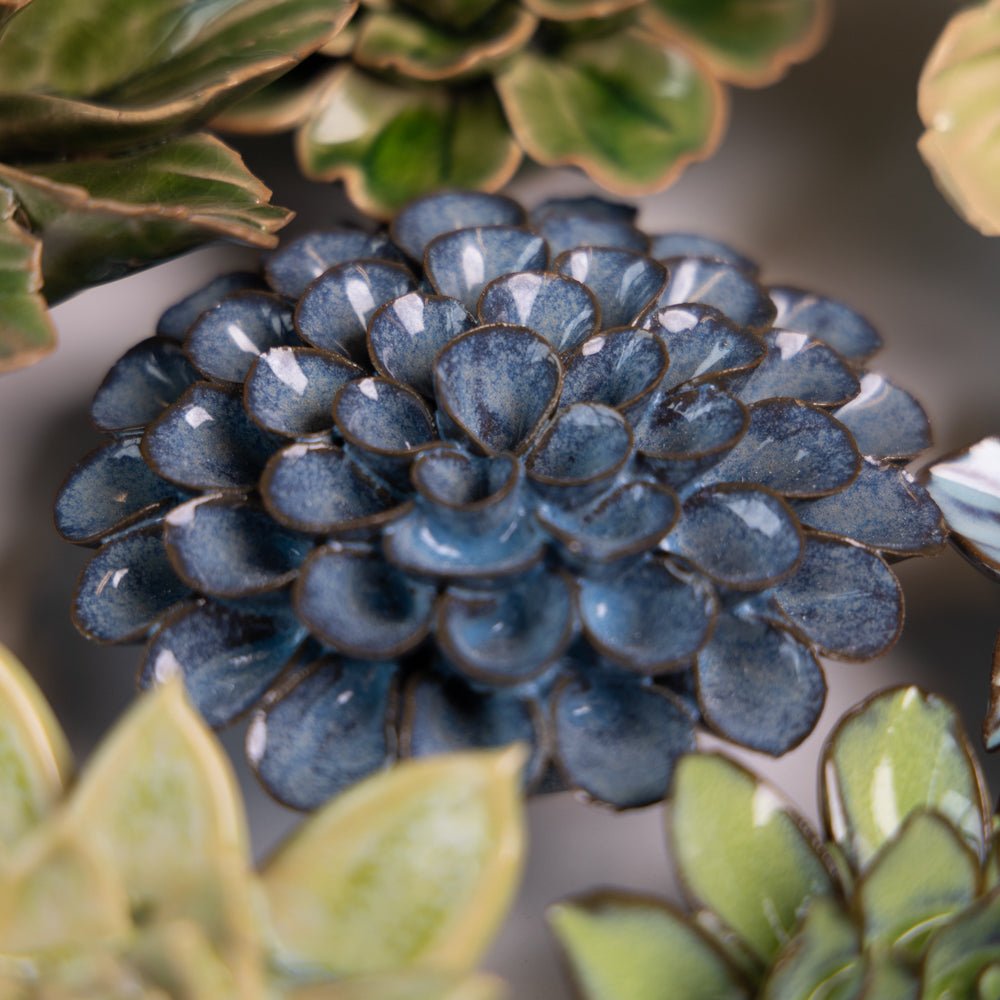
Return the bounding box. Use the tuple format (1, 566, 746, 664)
(796, 459, 945, 556)
(55, 435, 179, 544)
(655, 257, 775, 332)
(295, 260, 416, 361)
(73, 525, 190, 642)
(139, 599, 306, 726)
(697, 399, 860, 497)
(534, 214, 647, 258)
(552, 671, 695, 808)
(538, 481, 679, 563)
(265, 229, 405, 298)
(249, 658, 396, 809)
(650, 233, 756, 274)
(530, 195, 637, 225)
(156, 272, 265, 340)
(642, 304, 765, 391)
(261, 442, 397, 533)
(401, 673, 548, 788)
(425, 225, 548, 312)
(437, 570, 573, 684)
(185, 292, 296, 383)
(770, 286, 881, 362)
(91, 338, 198, 432)
(142, 383, 276, 490)
(434, 325, 561, 455)
(668, 485, 803, 589)
(695, 612, 826, 755)
(334, 377, 435, 456)
(164, 496, 312, 597)
(925, 438, 1000, 574)
(391, 191, 526, 260)
(555, 247, 666, 329)
(559, 329, 667, 417)
(771, 535, 902, 659)
(833, 373, 931, 461)
(732, 330, 859, 406)
(577, 558, 717, 672)
(369, 291, 476, 396)
(478, 272, 598, 353)
(294, 546, 436, 658)
(244, 347, 363, 438)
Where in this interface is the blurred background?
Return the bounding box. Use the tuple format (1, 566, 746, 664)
(2, 0, 999, 994)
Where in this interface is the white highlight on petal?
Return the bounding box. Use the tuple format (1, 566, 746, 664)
(752, 784, 784, 828)
(184, 406, 214, 429)
(265, 347, 309, 396)
(153, 649, 183, 684)
(345, 275, 376, 325)
(359, 378, 380, 401)
(226, 322, 260, 356)
(246, 713, 267, 764)
(872, 754, 899, 838)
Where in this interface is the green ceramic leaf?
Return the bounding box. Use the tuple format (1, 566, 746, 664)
(354, 6, 537, 82)
(923, 889, 1000, 1000)
(548, 893, 749, 1000)
(918, 0, 1000, 236)
(979, 966, 1000, 1000)
(857, 953, 919, 1000)
(669, 753, 836, 965)
(213, 65, 336, 135)
(821, 687, 989, 873)
(495, 28, 723, 195)
(0, 133, 289, 303)
(762, 898, 863, 1000)
(645, 0, 828, 85)
(856, 811, 979, 954)
(263, 747, 526, 977)
(286, 972, 507, 1000)
(397, 0, 503, 31)
(296, 67, 521, 217)
(0, 643, 71, 852)
(0, 187, 56, 372)
(521, 0, 643, 19)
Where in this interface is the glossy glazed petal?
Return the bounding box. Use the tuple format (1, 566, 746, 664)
(650, 233, 755, 273)
(185, 292, 296, 384)
(369, 291, 476, 396)
(91, 337, 198, 432)
(139, 599, 305, 727)
(770, 286, 881, 362)
(249, 658, 395, 810)
(771, 536, 902, 660)
(555, 247, 666, 330)
(578, 559, 716, 672)
(334, 377, 436, 458)
(535, 213, 648, 258)
(295, 259, 416, 362)
(833, 373, 931, 461)
(695, 612, 826, 755)
(156, 272, 266, 340)
(245, 347, 362, 438)
(553, 672, 695, 808)
(73, 526, 190, 643)
(294, 546, 435, 658)
(656, 257, 775, 332)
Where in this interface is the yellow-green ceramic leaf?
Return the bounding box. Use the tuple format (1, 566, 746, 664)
(821, 687, 988, 873)
(923, 889, 1000, 1000)
(495, 28, 723, 195)
(979, 966, 1000, 1000)
(762, 897, 862, 1000)
(353, 7, 537, 82)
(262, 747, 526, 977)
(857, 811, 979, 954)
(857, 952, 919, 1000)
(548, 894, 748, 1000)
(0, 133, 289, 302)
(670, 754, 836, 965)
(645, 0, 828, 85)
(286, 972, 506, 1000)
(918, 0, 1000, 236)
(296, 67, 521, 217)
(0, 643, 70, 850)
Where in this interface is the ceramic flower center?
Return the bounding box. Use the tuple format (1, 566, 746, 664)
(56, 192, 944, 810)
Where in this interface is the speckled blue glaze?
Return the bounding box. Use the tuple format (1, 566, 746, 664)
(156, 272, 265, 340)
(58, 191, 943, 811)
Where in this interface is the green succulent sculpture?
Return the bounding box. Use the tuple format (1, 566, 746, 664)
(550, 686, 1000, 1000)
(219, 0, 828, 217)
(0, 0, 357, 373)
(918, 0, 1000, 236)
(0, 642, 524, 999)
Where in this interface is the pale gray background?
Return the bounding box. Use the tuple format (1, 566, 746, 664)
(1, 0, 999, 994)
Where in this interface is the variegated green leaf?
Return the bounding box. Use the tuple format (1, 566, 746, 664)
(263, 747, 526, 977)
(0, 643, 71, 851)
(923, 889, 1000, 1000)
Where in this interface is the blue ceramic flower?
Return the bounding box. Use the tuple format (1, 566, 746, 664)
(56, 192, 945, 810)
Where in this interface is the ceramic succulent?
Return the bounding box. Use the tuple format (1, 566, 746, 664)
(924, 436, 1000, 749)
(551, 686, 1000, 1000)
(217, 0, 828, 216)
(0, 0, 357, 373)
(0, 641, 522, 999)
(55, 190, 946, 812)
(918, 0, 1000, 236)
